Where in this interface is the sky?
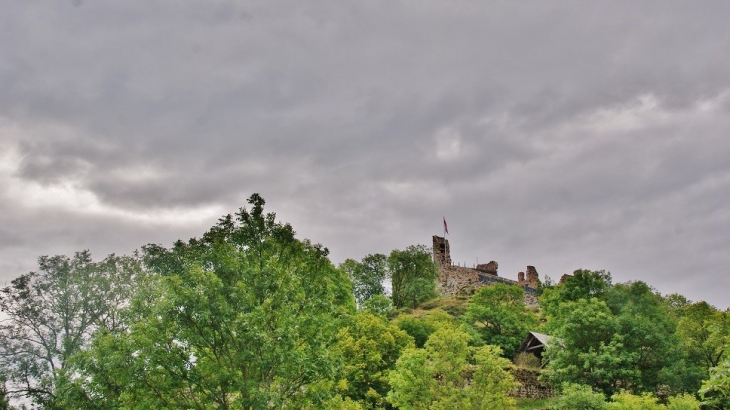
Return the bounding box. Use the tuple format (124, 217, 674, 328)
(1, 1, 729, 309)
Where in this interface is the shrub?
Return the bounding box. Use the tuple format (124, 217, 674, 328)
(551, 383, 606, 410)
(666, 393, 700, 410)
(607, 391, 664, 410)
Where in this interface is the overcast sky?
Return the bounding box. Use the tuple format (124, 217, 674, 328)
(1, 1, 729, 309)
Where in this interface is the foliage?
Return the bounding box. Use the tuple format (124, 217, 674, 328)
(363, 293, 394, 318)
(0, 251, 139, 408)
(604, 281, 683, 393)
(666, 393, 701, 410)
(673, 302, 730, 392)
(540, 270, 612, 318)
(58, 194, 355, 409)
(543, 298, 638, 395)
(465, 283, 538, 357)
(334, 312, 414, 409)
(677, 302, 728, 368)
(606, 391, 664, 410)
(549, 385, 699, 410)
(606, 391, 701, 410)
(395, 309, 465, 349)
(550, 383, 606, 410)
(396, 315, 437, 349)
(388, 245, 438, 309)
(515, 396, 559, 410)
(699, 352, 730, 409)
(543, 275, 690, 395)
(342, 254, 388, 306)
(387, 327, 518, 409)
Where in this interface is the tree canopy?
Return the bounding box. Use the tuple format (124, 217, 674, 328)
(57, 194, 355, 409)
(0, 252, 139, 408)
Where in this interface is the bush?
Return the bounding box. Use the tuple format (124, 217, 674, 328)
(666, 393, 700, 410)
(551, 383, 606, 410)
(396, 316, 436, 348)
(607, 391, 664, 410)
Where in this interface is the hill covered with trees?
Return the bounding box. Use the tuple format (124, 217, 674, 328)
(1, 195, 728, 409)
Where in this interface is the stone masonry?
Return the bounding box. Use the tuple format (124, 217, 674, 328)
(432, 235, 539, 307)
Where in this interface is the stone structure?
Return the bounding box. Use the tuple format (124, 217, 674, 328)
(432, 235, 451, 268)
(475, 261, 498, 275)
(518, 266, 540, 288)
(432, 235, 539, 307)
(509, 368, 554, 399)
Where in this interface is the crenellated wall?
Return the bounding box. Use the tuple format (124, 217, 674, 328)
(432, 235, 540, 307)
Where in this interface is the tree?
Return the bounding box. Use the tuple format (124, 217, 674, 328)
(387, 327, 518, 409)
(551, 383, 606, 410)
(388, 245, 438, 309)
(603, 282, 683, 393)
(334, 312, 414, 409)
(396, 316, 437, 349)
(362, 294, 394, 318)
(540, 269, 612, 317)
(699, 352, 730, 409)
(0, 252, 139, 408)
(464, 283, 538, 357)
(543, 298, 639, 395)
(58, 194, 355, 409)
(543, 276, 688, 395)
(678, 302, 729, 368)
(607, 391, 665, 410)
(341, 254, 388, 307)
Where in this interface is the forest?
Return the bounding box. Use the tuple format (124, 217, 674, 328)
(1, 194, 728, 409)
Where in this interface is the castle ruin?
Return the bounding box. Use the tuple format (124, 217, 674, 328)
(433, 235, 539, 306)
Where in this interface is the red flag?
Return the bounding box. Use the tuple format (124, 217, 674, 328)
(443, 217, 448, 235)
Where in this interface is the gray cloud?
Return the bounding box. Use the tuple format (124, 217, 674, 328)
(1, 1, 729, 308)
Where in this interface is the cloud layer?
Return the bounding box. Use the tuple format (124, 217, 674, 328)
(2, 1, 729, 308)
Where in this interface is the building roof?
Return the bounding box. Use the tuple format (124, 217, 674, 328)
(517, 331, 553, 354)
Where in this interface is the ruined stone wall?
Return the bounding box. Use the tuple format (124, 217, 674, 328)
(509, 368, 554, 399)
(437, 265, 487, 295)
(517, 266, 540, 288)
(432, 235, 539, 307)
(437, 265, 540, 307)
(432, 235, 451, 267)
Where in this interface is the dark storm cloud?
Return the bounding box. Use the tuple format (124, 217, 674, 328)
(1, 1, 729, 307)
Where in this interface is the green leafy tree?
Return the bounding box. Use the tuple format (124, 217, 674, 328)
(387, 327, 518, 409)
(59, 194, 355, 409)
(678, 302, 728, 368)
(607, 391, 664, 410)
(551, 383, 606, 410)
(543, 298, 638, 395)
(541, 269, 612, 317)
(341, 254, 389, 306)
(396, 316, 437, 349)
(543, 275, 689, 395)
(0, 252, 139, 408)
(699, 352, 730, 409)
(363, 294, 394, 318)
(604, 282, 683, 393)
(464, 283, 538, 357)
(675, 302, 730, 392)
(395, 309, 463, 349)
(666, 393, 701, 410)
(388, 245, 438, 309)
(334, 312, 414, 409)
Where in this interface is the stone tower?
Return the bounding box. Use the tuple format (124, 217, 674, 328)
(518, 266, 540, 288)
(432, 235, 451, 268)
